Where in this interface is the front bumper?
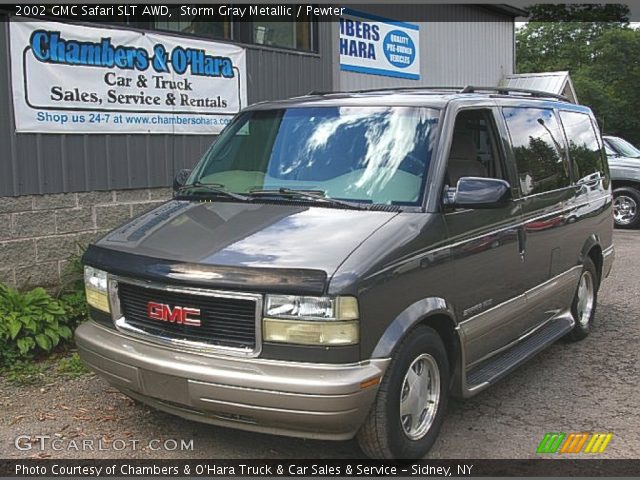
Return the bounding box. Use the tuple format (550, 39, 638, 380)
(76, 321, 389, 440)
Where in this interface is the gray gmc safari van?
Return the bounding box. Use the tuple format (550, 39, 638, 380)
(77, 87, 614, 459)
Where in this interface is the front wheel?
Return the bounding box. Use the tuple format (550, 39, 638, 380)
(613, 187, 640, 228)
(357, 326, 449, 459)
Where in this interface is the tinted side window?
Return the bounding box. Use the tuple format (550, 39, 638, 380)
(558, 111, 605, 182)
(446, 109, 505, 185)
(503, 107, 570, 196)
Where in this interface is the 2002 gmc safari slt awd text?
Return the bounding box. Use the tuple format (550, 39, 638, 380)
(76, 87, 614, 459)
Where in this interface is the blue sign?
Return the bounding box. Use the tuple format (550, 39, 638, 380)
(339, 9, 420, 80)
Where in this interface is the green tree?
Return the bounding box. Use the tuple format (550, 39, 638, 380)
(516, 4, 640, 144)
(575, 28, 640, 142)
(517, 4, 629, 73)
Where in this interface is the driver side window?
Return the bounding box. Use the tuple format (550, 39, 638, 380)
(446, 109, 506, 186)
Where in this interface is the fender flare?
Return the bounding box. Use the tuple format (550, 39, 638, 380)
(371, 297, 457, 358)
(579, 234, 605, 281)
(580, 234, 600, 260)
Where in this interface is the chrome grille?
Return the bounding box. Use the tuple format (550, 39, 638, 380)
(117, 282, 258, 351)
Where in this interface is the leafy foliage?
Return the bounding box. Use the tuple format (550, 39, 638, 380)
(56, 352, 89, 378)
(2, 359, 48, 386)
(3, 352, 90, 386)
(516, 4, 640, 144)
(58, 253, 89, 322)
(517, 4, 630, 73)
(0, 284, 74, 363)
(573, 28, 640, 143)
(0, 250, 90, 371)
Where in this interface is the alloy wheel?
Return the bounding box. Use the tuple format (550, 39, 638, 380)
(613, 195, 638, 226)
(576, 270, 595, 327)
(399, 353, 441, 440)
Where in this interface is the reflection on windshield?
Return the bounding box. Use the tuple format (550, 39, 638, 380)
(190, 106, 439, 205)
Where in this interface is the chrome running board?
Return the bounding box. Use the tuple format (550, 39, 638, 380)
(464, 311, 574, 395)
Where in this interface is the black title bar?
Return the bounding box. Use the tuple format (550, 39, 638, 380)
(2, 459, 640, 477)
(0, 4, 530, 23)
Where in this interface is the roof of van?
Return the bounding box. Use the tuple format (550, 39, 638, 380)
(247, 86, 581, 111)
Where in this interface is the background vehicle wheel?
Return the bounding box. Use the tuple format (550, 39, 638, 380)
(565, 257, 599, 342)
(613, 187, 640, 228)
(357, 326, 449, 459)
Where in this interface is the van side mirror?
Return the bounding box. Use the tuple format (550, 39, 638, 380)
(173, 169, 192, 191)
(453, 177, 511, 209)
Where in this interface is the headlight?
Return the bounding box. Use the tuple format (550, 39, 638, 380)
(84, 266, 110, 313)
(264, 295, 359, 320)
(263, 319, 359, 346)
(263, 295, 359, 346)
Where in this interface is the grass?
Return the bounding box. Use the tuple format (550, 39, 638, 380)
(55, 352, 89, 378)
(2, 360, 48, 386)
(1, 350, 90, 387)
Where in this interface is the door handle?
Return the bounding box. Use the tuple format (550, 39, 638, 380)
(517, 226, 526, 262)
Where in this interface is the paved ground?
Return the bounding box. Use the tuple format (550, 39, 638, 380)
(1, 231, 638, 460)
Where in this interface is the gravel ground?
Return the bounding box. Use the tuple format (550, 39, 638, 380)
(1, 230, 638, 460)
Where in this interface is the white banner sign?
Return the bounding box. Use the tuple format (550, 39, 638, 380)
(10, 20, 247, 134)
(339, 9, 420, 80)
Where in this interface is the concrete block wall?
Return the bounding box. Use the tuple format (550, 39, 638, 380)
(0, 188, 172, 289)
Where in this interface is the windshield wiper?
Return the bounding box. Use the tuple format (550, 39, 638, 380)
(248, 187, 367, 210)
(177, 182, 251, 202)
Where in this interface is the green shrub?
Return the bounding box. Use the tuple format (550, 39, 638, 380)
(0, 250, 90, 368)
(59, 254, 85, 294)
(3, 359, 47, 386)
(4, 352, 90, 386)
(58, 253, 88, 323)
(0, 284, 74, 364)
(59, 289, 88, 325)
(56, 352, 89, 378)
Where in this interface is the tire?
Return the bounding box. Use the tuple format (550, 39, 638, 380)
(565, 257, 599, 342)
(613, 187, 640, 229)
(357, 326, 449, 460)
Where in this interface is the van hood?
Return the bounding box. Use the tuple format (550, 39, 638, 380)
(85, 200, 398, 293)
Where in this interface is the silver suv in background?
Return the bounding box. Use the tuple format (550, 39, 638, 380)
(604, 135, 640, 228)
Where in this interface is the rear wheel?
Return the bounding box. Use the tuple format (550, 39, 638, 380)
(565, 257, 598, 342)
(357, 326, 449, 459)
(613, 187, 640, 228)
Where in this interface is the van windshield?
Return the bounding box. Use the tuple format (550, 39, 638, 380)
(606, 136, 640, 158)
(189, 106, 440, 206)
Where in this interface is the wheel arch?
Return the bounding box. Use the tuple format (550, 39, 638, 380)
(370, 297, 461, 394)
(580, 235, 603, 286)
(611, 179, 640, 190)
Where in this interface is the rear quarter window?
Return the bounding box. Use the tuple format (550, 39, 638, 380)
(558, 110, 606, 183)
(502, 107, 571, 196)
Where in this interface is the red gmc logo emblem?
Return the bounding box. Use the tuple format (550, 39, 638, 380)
(147, 302, 201, 327)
